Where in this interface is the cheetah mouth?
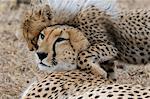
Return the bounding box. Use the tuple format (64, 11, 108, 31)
(39, 62, 49, 67)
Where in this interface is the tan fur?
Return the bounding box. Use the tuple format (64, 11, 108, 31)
(22, 0, 118, 51)
(21, 70, 150, 99)
(36, 25, 89, 72)
(65, 28, 89, 52)
(38, 25, 89, 53)
(22, 5, 52, 51)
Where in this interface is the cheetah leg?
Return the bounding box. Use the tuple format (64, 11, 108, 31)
(77, 51, 107, 78)
(90, 62, 108, 78)
(77, 44, 118, 80)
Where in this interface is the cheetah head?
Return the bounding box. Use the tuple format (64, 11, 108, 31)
(35, 25, 89, 72)
(22, 5, 54, 51)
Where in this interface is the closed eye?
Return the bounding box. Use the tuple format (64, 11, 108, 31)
(55, 37, 69, 42)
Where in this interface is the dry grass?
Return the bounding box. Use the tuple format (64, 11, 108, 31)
(0, 0, 150, 98)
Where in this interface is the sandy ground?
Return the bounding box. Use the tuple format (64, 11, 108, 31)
(0, 0, 150, 98)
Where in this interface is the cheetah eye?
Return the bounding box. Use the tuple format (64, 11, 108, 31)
(56, 38, 67, 42)
(39, 32, 45, 40)
(55, 37, 70, 44)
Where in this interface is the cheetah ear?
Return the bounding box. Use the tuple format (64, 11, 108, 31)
(31, 4, 52, 21)
(66, 28, 90, 52)
(41, 5, 53, 21)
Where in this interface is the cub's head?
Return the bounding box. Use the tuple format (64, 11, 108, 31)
(22, 5, 53, 51)
(35, 25, 89, 72)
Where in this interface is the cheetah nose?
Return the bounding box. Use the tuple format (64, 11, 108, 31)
(37, 52, 48, 61)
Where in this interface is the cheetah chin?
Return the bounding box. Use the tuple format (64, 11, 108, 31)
(37, 61, 77, 72)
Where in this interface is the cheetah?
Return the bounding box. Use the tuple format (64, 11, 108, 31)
(21, 70, 150, 99)
(22, 0, 150, 79)
(21, 26, 150, 99)
(22, 0, 118, 79)
(35, 25, 118, 79)
(107, 10, 150, 64)
(21, 18, 150, 98)
(74, 8, 150, 78)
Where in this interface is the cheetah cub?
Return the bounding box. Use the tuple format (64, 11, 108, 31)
(22, 0, 118, 79)
(22, 0, 118, 51)
(23, 0, 150, 79)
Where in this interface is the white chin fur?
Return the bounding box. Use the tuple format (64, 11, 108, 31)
(34, 53, 40, 65)
(38, 64, 52, 72)
(38, 63, 77, 73)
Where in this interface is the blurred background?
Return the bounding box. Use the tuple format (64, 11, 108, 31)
(0, 0, 150, 98)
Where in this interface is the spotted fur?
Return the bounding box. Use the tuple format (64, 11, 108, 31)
(21, 70, 150, 99)
(22, 0, 150, 81)
(22, 0, 117, 51)
(34, 25, 118, 79)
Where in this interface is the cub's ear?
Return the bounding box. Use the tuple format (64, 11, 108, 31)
(66, 28, 90, 52)
(31, 4, 52, 21)
(41, 5, 52, 21)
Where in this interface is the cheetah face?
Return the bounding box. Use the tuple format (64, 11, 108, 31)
(35, 25, 89, 72)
